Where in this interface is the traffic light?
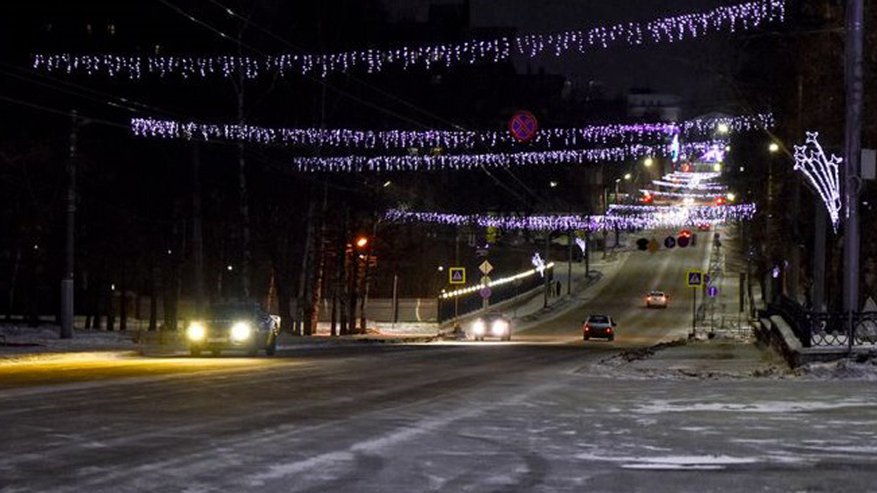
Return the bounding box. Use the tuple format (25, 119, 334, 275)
(677, 229, 692, 248)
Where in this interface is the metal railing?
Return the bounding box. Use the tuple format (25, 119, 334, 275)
(768, 296, 877, 347)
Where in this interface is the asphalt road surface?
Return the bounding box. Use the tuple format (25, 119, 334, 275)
(3, 235, 877, 492)
(520, 228, 711, 344)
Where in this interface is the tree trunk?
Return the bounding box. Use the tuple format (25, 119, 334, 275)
(105, 280, 116, 331)
(149, 261, 158, 331)
(119, 259, 128, 332)
(338, 211, 349, 336)
(191, 144, 205, 313)
(6, 246, 21, 321)
(296, 200, 316, 336)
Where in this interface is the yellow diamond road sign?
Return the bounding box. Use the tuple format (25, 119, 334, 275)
(479, 260, 493, 275)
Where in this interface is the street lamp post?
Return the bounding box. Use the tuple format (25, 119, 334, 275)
(60, 110, 79, 339)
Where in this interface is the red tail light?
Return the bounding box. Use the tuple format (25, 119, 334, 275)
(607, 327, 613, 333)
(584, 325, 591, 332)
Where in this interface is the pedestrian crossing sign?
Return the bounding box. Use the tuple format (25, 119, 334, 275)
(687, 270, 703, 287)
(449, 267, 466, 285)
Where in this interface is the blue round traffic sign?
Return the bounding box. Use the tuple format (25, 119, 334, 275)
(664, 236, 676, 249)
(508, 110, 539, 142)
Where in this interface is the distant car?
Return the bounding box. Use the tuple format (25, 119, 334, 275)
(185, 303, 281, 356)
(583, 314, 616, 341)
(645, 291, 669, 308)
(470, 312, 512, 341)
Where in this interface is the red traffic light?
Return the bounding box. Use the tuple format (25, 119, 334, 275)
(679, 229, 692, 238)
(355, 236, 369, 249)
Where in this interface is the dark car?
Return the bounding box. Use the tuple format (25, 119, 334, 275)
(470, 312, 512, 341)
(185, 303, 280, 356)
(582, 314, 616, 341)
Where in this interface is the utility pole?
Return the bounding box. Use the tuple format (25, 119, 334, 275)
(60, 110, 78, 339)
(843, 0, 864, 316)
(567, 230, 573, 296)
(543, 233, 551, 308)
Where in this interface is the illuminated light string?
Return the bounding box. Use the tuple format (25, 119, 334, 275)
(383, 204, 757, 232)
(440, 262, 556, 300)
(793, 131, 842, 231)
(639, 189, 723, 199)
(650, 180, 727, 191)
(129, 113, 772, 150)
(292, 141, 721, 173)
(661, 171, 722, 184)
(33, 0, 786, 79)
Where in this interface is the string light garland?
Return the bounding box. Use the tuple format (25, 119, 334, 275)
(292, 141, 722, 173)
(639, 189, 723, 199)
(383, 204, 756, 232)
(793, 131, 842, 231)
(34, 0, 785, 79)
(440, 262, 556, 300)
(129, 113, 772, 150)
(650, 180, 727, 191)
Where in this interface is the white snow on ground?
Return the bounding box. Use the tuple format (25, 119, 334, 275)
(313, 321, 439, 336)
(634, 398, 870, 414)
(794, 358, 877, 380)
(0, 323, 138, 355)
(575, 452, 760, 471)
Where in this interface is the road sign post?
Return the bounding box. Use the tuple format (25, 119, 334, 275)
(687, 270, 704, 339)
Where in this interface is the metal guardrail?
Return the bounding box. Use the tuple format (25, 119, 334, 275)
(768, 296, 877, 348)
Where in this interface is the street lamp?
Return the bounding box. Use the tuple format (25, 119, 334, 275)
(355, 236, 369, 249)
(768, 142, 780, 153)
(624, 173, 632, 181)
(644, 157, 654, 168)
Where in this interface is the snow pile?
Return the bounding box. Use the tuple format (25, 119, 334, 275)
(795, 355, 877, 380)
(0, 323, 138, 354)
(313, 321, 439, 336)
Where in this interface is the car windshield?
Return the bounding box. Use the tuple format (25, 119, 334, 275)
(588, 315, 609, 323)
(649, 291, 665, 296)
(208, 304, 258, 319)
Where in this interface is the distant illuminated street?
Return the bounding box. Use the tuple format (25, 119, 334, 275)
(3, 0, 877, 490)
(3, 237, 877, 492)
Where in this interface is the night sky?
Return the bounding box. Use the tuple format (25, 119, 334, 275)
(382, 0, 731, 102)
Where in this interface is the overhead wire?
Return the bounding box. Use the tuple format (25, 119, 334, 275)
(156, 0, 540, 207)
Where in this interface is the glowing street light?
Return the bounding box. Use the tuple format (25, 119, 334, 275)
(624, 173, 632, 181)
(644, 157, 654, 167)
(717, 122, 730, 134)
(768, 142, 780, 153)
(355, 236, 369, 249)
(727, 192, 737, 202)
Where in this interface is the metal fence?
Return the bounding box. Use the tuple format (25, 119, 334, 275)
(769, 296, 877, 347)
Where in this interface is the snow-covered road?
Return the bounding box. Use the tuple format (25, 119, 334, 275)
(1, 343, 876, 492)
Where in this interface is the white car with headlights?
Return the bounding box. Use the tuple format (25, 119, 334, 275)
(185, 303, 280, 356)
(470, 312, 512, 342)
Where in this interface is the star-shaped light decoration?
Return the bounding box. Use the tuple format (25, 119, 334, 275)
(531, 252, 547, 277)
(793, 132, 843, 231)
